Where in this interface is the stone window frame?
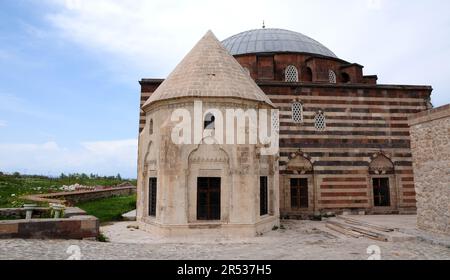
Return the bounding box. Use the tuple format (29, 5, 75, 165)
(285, 65, 299, 82)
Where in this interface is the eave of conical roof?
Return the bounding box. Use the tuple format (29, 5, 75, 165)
(142, 31, 274, 109)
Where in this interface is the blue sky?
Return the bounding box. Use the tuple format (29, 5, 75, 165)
(0, 0, 449, 178)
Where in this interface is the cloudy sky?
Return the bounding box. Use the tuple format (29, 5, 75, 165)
(0, 0, 449, 178)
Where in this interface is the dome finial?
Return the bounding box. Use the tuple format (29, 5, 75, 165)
(262, 20, 266, 29)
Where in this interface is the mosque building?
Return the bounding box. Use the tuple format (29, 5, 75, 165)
(136, 27, 432, 236)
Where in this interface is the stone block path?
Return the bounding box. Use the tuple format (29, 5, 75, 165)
(0, 218, 449, 260)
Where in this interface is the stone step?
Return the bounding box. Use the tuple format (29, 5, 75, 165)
(122, 210, 137, 221)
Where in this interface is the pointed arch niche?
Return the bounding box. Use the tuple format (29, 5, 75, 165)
(142, 141, 158, 220)
(187, 141, 231, 224)
(284, 152, 314, 213)
(369, 153, 397, 210)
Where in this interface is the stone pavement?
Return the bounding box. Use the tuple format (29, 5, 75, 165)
(0, 220, 449, 260)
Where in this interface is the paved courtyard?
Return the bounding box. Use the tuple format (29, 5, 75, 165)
(0, 216, 449, 260)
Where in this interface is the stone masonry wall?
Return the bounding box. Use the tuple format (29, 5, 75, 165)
(409, 104, 450, 235)
(0, 215, 99, 240)
(22, 186, 136, 206)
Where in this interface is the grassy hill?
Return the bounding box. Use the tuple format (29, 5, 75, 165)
(0, 172, 136, 208)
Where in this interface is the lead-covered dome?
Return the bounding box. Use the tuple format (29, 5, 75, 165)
(222, 28, 337, 58)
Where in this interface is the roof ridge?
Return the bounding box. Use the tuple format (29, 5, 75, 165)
(142, 30, 274, 109)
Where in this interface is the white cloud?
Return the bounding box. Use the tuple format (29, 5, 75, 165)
(0, 120, 6, 127)
(43, 0, 450, 106)
(0, 139, 137, 178)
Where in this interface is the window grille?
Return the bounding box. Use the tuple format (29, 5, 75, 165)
(292, 102, 303, 124)
(314, 111, 326, 131)
(271, 111, 280, 132)
(149, 178, 157, 217)
(285, 65, 299, 82)
(329, 70, 337, 84)
(260, 176, 268, 216)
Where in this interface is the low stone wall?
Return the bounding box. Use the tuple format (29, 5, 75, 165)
(409, 104, 450, 235)
(0, 215, 99, 240)
(0, 208, 49, 219)
(22, 186, 136, 206)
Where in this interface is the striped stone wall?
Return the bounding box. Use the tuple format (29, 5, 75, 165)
(139, 67, 432, 217)
(139, 79, 164, 132)
(261, 83, 431, 215)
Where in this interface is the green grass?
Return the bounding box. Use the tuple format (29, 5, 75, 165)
(0, 173, 136, 208)
(76, 195, 136, 223)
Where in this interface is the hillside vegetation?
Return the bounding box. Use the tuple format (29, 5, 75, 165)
(0, 172, 136, 208)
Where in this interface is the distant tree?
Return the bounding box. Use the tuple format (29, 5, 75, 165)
(60, 173, 67, 179)
(116, 173, 122, 181)
(13, 172, 21, 177)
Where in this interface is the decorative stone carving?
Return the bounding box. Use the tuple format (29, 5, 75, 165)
(189, 144, 229, 164)
(287, 153, 313, 174)
(369, 153, 394, 175)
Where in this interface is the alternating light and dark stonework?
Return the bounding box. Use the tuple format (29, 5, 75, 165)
(137, 31, 279, 237)
(139, 28, 433, 224)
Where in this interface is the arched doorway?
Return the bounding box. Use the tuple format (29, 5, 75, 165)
(187, 141, 230, 223)
(284, 153, 314, 214)
(369, 154, 395, 208)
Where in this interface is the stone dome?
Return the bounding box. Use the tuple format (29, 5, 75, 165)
(222, 28, 337, 58)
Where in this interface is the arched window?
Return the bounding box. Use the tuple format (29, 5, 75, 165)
(292, 101, 304, 124)
(149, 119, 154, 135)
(285, 65, 299, 82)
(204, 113, 215, 130)
(341, 72, 350, 83)
(329, 70, 337, 84)
(304, 67, 313, 82)
(314, 111, 326, 131)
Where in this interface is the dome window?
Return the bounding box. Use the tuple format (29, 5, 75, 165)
(292, 101, 304, 124)
(314, 111, 326, 131)
(285, 65, 299, 82)
(329, 70, 337, 84)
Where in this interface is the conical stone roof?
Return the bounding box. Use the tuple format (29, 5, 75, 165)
(143, 31, 274, 109)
